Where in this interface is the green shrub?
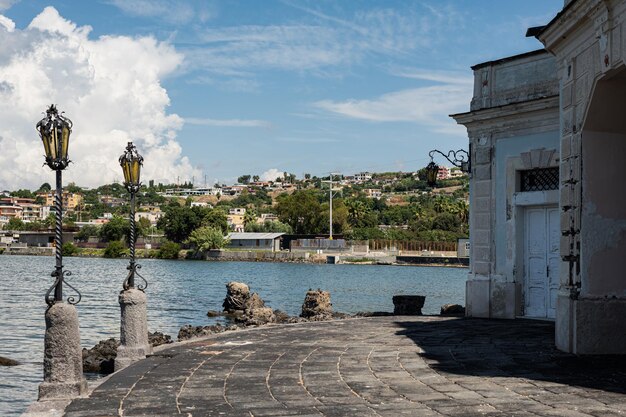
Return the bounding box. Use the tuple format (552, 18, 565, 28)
(104, 241, 126, 258)
(62, 242, 80, 256)
(157, 241, 180, 259)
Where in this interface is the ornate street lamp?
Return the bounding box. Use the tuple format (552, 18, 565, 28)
(37, 104, 78, 304)
(115, 141, 151, 371)
(425, 149, 471, 187)
(36, 104, 87, 400)
(118, 142, 147, 290)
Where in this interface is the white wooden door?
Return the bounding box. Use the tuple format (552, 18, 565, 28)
(524, 207, 560, 318)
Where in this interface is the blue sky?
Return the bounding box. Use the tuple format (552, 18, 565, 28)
(0, 0, 563, 189)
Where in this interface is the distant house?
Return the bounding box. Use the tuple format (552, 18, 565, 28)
(363, 188, 382, 199)
(227, 214, 245, 232)
(38, 191, 83, 210)
(354, 172, 372, 182)
(226, 232, 285, 252)
(437, 166, 451, 180)
(229, 207, 246, 215)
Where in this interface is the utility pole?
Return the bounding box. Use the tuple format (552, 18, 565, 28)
(322, 173, 341, 240)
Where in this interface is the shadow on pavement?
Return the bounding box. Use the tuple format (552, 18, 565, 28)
(394, 317, 626, 394)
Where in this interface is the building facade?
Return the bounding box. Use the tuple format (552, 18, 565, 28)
(454, 0, 626, 354)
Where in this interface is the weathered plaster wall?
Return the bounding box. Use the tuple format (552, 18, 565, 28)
(581, 130, 626, 297)
(539, 0, 626, 353)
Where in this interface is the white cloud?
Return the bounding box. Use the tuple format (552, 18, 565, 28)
(0, 6, 200, 190)
(185, 5, 457, 81)
(107, 0, 206, 25)
(0, 14, 14, 32)
(313, 72, 472, 136)
(0, 0, 18, 12)
(260, 168, 284, 182)
(184, 117, 271, 128)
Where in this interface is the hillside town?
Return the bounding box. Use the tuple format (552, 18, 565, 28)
(0, 167, 468, 259)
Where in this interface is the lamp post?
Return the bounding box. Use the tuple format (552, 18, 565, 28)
(425, 149, 471, 187)
(115, 142, 151, 371)
(36, 104, 87, 400)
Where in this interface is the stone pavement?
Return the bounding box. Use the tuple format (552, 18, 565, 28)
(63, 317, 626, 417)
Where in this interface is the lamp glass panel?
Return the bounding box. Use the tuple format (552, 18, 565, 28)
(122, 161, 131, 184)
(40, 127, 52, 159)
(130, 160, 141, 184)
(50, 125, 59, 160)
(60, 125, 70, 160)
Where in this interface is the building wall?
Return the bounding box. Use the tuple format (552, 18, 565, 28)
(453, 50, 560, 320)
(536, 0, 626, 353)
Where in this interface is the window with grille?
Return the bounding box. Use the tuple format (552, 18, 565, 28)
(520, 167, 559, 192)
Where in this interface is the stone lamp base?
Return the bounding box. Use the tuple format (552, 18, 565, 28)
(115, 288, 152, 371)
(38, 303, 88, 400)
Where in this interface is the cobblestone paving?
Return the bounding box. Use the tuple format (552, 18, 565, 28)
(64, 317, 626, 417)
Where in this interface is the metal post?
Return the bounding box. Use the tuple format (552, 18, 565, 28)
(329, 174, 333, 240)
(128, 191, 136, 289)
(53, 169, 63, 302)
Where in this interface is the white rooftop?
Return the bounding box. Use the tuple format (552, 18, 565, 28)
(227, 232, 285, 240)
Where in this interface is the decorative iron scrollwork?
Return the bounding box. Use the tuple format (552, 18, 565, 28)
(45, 269, 81, 306)
(123, 263, 148, 292)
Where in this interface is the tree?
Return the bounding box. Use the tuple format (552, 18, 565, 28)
(76, 225, 100, 242)
(186, 226, 229, 252)
(99, 216, 129, 242)
(158, 205, 208, 243)
(5, 217, 24, 230)
(37, 183, 52, 193)
(304, 173, 311, 180)
(62, 242, 79, 256)
(10, 189, 35, 198)
(157, 241, 180, 259)
(104, 241, 126, 258)
(237, 175, 251, 184)
(245, 220, 292, 233)
(275, 190, 325, 234)
(252, 175, 260, 182)
(202, 208, 228, 234)
(243, 209, 257, 226)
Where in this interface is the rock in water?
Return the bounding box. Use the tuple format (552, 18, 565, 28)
(223, 281, 250, 312)
(440, 304, 465, 316)
(301, 289, 333, 320)
(245, 292, 266, 310)
(242, 306, 275, 326)
(178, 324, 225, 341)
(149, 331, 173, 347)
(0, 356, 19, 366)
(82, 338, 120, 373)
(392, 295, 425, 315)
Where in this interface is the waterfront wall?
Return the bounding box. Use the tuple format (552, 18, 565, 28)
(204, 250, 315, 263)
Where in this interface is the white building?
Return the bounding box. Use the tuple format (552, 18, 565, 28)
(452, 0, 626, 354)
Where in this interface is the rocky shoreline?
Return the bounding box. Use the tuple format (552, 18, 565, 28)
(79, 281, 465, 374)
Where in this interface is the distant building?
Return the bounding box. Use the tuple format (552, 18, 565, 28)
(227, 213, 245, 232)
(354, 172, 372, 182)
(363, 188, 382, 199)
(437, 166, 451, 180)
(227, 232, 285, 252)
(37, 191, 82, 210)
(229, 207, 246, 215)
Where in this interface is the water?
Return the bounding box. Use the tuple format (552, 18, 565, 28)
(0, 255, 467, 416)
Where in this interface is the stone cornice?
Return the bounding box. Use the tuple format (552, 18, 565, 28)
(451, 96, 559, 126)
(538, 0, 603, 54)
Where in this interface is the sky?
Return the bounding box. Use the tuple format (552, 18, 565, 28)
(0, 0, 564, 190)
